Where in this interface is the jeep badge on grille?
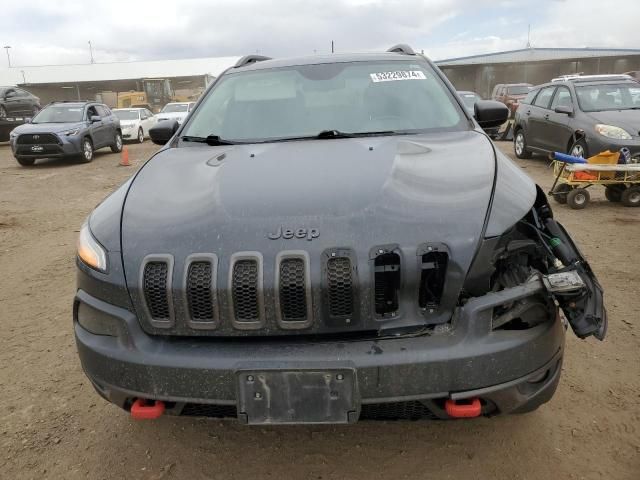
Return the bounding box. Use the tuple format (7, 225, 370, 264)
(268, 226, 320, 241)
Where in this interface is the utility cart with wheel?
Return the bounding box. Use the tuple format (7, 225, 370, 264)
(549, 152, 640, 209)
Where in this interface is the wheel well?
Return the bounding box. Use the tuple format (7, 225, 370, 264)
(513, 124, 523, 136)
(567, 130, 586, 152)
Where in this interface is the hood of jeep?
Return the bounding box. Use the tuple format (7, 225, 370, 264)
(121, 131, 499, 335)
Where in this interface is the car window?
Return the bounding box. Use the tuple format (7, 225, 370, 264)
(162, 103, 189, 113)
(550, 87, 573, 109)
(32, 105, 84, 123)
(15, 88, 29, 97)
(86, 106, 99, 119)
(521, 89, 538, 105)
(507, 85, 531, 95)
(459, 92, 479, 109)
(5, 88, 16, 97)
(114, 109, 140, 120)
(533, 87, 556, 109)
(145, 109, 153, 117)
(575, 83, 640, 111)
(183, 60, 466, 142)
(95, 105, 107, 117)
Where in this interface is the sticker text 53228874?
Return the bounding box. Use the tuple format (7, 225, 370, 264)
(370, 71, 426, 83)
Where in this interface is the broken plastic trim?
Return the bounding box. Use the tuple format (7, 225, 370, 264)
(530, 185, 607, 340)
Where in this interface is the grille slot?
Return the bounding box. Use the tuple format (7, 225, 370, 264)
(277, 255, 310, 323)
(230, 255, 263, 326)
(419, 251, 448, 310)
(17, 133, 59, 145)
(143, 261, 171, 321)
(186, 261, 215, 323)
(373, 252, 401, 317)
(360, 401, 438, 421)
(327, 257, 354, 318)
(180, 403, 237, 418)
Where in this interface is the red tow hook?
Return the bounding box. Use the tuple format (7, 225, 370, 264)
(131, 399, 165, 420)
(445, 398, 482, 418)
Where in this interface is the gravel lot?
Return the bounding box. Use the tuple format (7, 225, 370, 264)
(0, 139, 638, 480)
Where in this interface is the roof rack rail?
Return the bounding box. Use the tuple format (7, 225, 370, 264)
(234, 55, 272, 68)
(552, 73, 632, 83)
(386, 44, 416, 55)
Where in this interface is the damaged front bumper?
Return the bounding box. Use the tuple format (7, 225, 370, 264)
(75, 271, 566, 423)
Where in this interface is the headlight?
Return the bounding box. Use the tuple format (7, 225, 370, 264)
(62, 128, 81, 136)
(595, 124, 632, 140)
(77, 220, 108, 273)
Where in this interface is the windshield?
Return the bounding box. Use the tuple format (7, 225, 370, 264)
(576, 83, 640, 112)
(113, 109, 140, 120)
(459, 92, 480, 109)
(162, 103, 189, 113)
(182, 60, 465, 142)
(507, 86, 531, 95)
(32, 105, 84, 123)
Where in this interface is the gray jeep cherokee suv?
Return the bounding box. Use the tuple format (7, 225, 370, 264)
(74, 46, 606, 424)
(10, 101, 123, 166)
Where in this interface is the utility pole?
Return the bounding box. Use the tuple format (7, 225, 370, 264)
(331, 40, 334, 53)
(3, 46, 11, 67)
(526, 24, 532, 49)
(88, 40, 95, 64)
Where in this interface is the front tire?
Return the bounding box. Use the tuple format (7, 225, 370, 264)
(15, 156, 35, 167)
(567, 188, 590, 209)
(111, 131, 123, 153)
(514, 130, 532, 159)
(79, 137, 94, 163)
(137, 127, 144, 143)
(621, 186, 640, 207)
(569, 139, 589, 159)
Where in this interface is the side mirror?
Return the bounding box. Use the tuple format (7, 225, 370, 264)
(474, 100, 509, 129)
(90, 115, 101, 123)
(149, 119, 179, 145)
(554, 105, 573, 115)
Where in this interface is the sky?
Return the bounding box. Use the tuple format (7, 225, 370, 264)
(2, 0, 640, 67)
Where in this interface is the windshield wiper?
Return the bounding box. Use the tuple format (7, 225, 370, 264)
(180, 135, 237, 146)
(268, 129, 402, 143)
(316, 129, 402, 139)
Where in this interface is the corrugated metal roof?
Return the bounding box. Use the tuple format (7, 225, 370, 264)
(435, 47, 640, 66)
(0, 56, 241, 86)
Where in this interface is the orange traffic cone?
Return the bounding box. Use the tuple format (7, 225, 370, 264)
(119, 146, 130, 166)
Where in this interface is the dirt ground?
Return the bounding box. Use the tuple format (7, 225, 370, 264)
(0, 139, 638, 480)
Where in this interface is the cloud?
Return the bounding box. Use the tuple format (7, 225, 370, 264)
(0, 0, 638, 66)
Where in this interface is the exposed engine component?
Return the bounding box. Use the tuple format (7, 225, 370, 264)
(475, 186, 607, 340)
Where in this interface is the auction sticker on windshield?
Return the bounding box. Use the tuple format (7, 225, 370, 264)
(370, 71, 426, 82)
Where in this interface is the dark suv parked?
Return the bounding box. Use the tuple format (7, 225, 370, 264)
(9, 101, 122, 166)
(513, 75, 640, 160)
(0, 86, 41, 118)
(74, 46, 605, 424)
